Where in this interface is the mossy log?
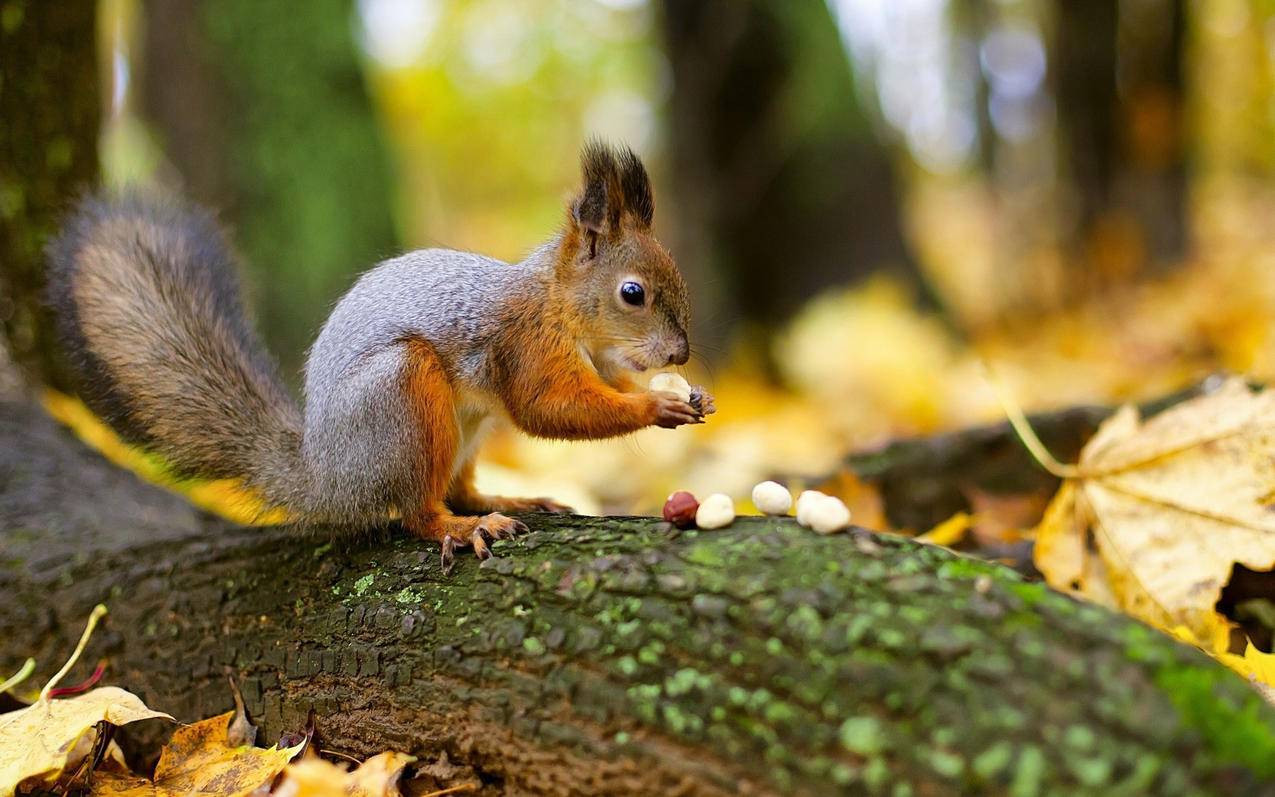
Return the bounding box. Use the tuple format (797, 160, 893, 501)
(2, 397, 1274, 796)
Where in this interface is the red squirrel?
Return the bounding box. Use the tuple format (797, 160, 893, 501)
(46, 141, 714, 572)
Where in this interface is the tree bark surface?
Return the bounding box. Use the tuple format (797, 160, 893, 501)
(2, 397, 1274, 795)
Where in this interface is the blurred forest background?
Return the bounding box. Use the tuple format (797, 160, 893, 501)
(5, 0, 1275, 517)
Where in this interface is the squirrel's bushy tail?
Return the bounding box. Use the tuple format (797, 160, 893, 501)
(46, 192, 310, 515)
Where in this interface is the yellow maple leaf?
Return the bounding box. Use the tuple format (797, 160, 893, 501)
(1032, 377, 1275, 648)
(1219, 641, 1275, 701)
(88, 711, 303, 797)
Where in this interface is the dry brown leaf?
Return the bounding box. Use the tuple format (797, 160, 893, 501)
(1034, 377, 1275, 652)
(0, 687, 173, 796)
(88, 711, 302, 797)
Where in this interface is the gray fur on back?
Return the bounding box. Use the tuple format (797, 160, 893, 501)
(51, 190, 562, 528)
(299, 246, 553, 523)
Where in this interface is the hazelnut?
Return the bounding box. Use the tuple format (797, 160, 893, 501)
(662, 490, 699, 528)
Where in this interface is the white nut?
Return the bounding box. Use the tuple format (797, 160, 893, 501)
(648, 372, 692, 403)
(795, 490, 827, 527)
(751, 480, 792, 516)
(807, 495, 852, 534)
(695, 492, 735, 529)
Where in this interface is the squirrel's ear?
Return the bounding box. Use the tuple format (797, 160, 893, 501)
(617, 146, 653, 228)
(573, 139, 619, 236)
(571, 140, 654, 243)
(573, 172, 608, 235)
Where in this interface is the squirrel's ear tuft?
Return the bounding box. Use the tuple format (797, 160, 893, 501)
(618, 146, 653, 228)
(572, 140, 654, 235)
(574, 140, 614, 234)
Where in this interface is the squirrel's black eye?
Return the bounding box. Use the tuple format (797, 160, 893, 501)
(620, 281, 646, 307)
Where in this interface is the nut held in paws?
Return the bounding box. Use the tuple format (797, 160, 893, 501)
(648, 372, 693, 403)
(663, 491, 700, 528)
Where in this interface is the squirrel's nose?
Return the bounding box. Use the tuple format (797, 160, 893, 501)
(667, 333, 690, 366)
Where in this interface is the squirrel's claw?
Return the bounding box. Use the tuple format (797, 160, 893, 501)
(432, 513, 530, 574)
(440, 534, 460, 575)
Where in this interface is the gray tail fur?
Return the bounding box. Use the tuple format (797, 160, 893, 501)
(45, 191, 310, 516)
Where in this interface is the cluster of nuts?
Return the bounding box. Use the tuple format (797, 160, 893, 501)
(660, 481, 851, 534)
(649, 372, 851, 534)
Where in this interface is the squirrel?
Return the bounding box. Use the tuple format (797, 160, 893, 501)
(45, 141, 714, 572)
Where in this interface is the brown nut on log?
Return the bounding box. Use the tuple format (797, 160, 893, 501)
(662, 491, 699, 529)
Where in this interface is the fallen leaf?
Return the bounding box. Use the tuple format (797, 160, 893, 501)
(918, 512, 972, 546)
(1033, 377, 1275, 661)
(0, 687, 173, 796)
(273, 752, 417, 797)
(1220, 641, 1275, 703)
(88, 711, 303, 797)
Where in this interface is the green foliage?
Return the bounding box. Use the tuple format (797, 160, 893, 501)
(201, 0, 399, 378)
(368, 0, 659, 259)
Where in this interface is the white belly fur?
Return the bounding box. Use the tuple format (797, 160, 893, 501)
(452, 387, 502, 482)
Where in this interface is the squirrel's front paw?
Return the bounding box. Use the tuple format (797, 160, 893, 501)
(690, 386, 716, 416)
(648, 392, 703, 429)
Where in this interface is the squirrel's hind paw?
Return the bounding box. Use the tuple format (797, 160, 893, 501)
(412, 512, 530, 574)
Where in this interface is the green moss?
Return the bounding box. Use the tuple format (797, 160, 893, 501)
(394, 587, 424, 604)
(839, 716, 887, 755)
(1153, 664, 1275, 778)
(972, 741, 1013, 779)
(925, 747, 964, 779)
(1010, 746, 1045, 797)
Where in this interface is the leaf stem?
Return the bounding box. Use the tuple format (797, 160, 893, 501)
(982, 362, 1080, 479)
(39, 604, 107, 702)
(0, 658, 35, 695)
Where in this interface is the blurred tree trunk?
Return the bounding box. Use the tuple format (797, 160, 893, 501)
(1053, 0, 1119, 289)
(140, 0, 399, 381)
(659, 0, 931, 359)
(1053, 0, 1186, 290)
(1116, 0, 1187, 266)
(0, 0, 100, 391)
